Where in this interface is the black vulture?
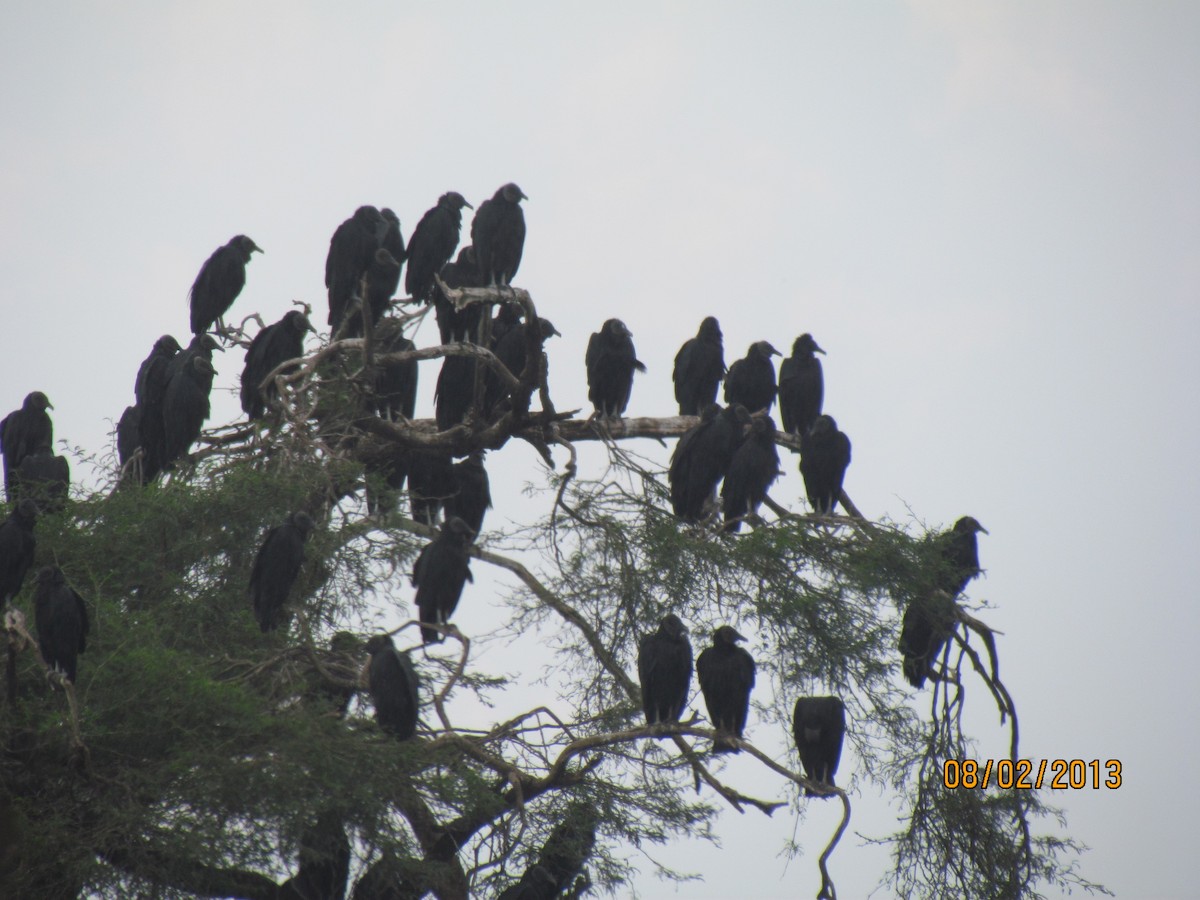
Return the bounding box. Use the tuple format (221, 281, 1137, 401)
(116, 405, 141, 475)
(248, 511, 316, 633)
(637, 613, 693, 724)
(673, 316, 726, 415)
(899, 516, 988, 688)
(444, 452, 492, 535)
(471, 182, 527, 286)
(305, 631, 363, 717)
(32, 566, 88, 683)
(16, 447, 69, 513)
(326, 205, 385, 332)
(490, 301, 524, 345)
(1, 391, 54, 502)
(696, 625, 756, 753)
(434, 246, 485, 344)
(365, 634, 420, 739)
(189, 234, 262, 335)
(724, 341, 781, 414)
(799, 415, 851, 514)
(484, 317, 560, 418)
(345, 248, 403, 337)
(379, 208, 407, 267)
(668, 403, 751, 522)
(240, 310, 315, 420)
(0, 499, 37, 606)
(411, 517, 474, 645)
(434, 354, 477, 432)
(792, 696, 846, 796)
(721, 415, 781, 532)
(498, 866, 557, 900)
(586, 319, 646, 418)
(405, 192, 473, 306)
(778, 333, 825, 436)
(282, 810, 351, 900)
(134, 335, 183, 481)
(407, 452, 456, 526)
(372, 317, 418, 421)
(161, 345, 218, 468)
(530, 803, 597, 898)
(365, 447, 410, 518)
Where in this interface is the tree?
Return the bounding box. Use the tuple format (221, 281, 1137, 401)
(0, 286, 1107, 899)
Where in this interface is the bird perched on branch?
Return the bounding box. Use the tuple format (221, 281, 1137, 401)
(471, 182, 527, 286)
(669, 403, 751, 522)
(778, 333, 824, 436)
(792, 696, 845, 796)
(326, 206, 384, 332)
(696, 625, 755, 752)
(673, 316, 726, 416)
(189, 235, 262, 335)
(899, 516, 988, 688)
(33, 566, 89, 683)
(161, 336, 220, 468)
(366, 634, 420, 739)
(799, 414, 851, 514)
(412, 517, 474, 644)
(133, 335, 182, 482)
(408, 452, 456, 526)
(0, 499, 38, 606)
(240, 311, 314, 420)
(433, 246, 485, 344)
(406, 192, 472, 306)
(724, 341, 781, 414)
(16, 447, 69, 513)
(484, 317, 559, 418)
(443, 453, 492, 536)
(586, 319, 645, 418)
(638, 613, 693, 725)
(372, 317, 418, 422)
(721, 415, 781, 532)
(1, 392, 54, 503)
(248, 511, 316, 633)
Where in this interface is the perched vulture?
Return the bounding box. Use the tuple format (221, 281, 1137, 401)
(326, 205, 385, 332)
(778, 333, 825, 436)
(899, 516, 988, 688)
(412, 517, 474, 644)
(344, 248, 403, 337)
(134, 335, 183, 481)
(240, 311, 314, 420)
(282, 810, 351, 900)
(673, 316, 726, 416)
(366, 634, 420, 739)
(724, 341, 781, 414)
(407, 452, 456, 526)
(637, 613, 693, 725)
(161, 341, 219, 468)
(484, 317, 559, 418)
(720, 415, 781, 532)
(443, 453, 492, 536)
(248, 512, 316, 633)
(0, 499, 38, 605)
(33, 566, 89, 683)
(696, 625, 756, 753)
(586, 319, 645, 418)
(471, 182, 527, 287)
(434, 246, 485, 344)
(434, 354, 477, 432)
(372, 317, 418, 421)
(792, 696, 846, 796)
(668, 403, 751, 522)
(799, 415, 851, 514)
(15, 447, 69, 513)
(189, 235, 262, 335)
(406, 192, 472, 305)
(116, 405, 142, 477)
(1, 391, 54, 502)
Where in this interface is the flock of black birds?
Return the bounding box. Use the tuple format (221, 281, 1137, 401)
(0, 181, 989, 877)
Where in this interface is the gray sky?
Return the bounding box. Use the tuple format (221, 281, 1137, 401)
(3, 2, 1197, 897)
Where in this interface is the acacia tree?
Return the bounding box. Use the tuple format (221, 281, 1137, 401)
(0, 286, 1106, 899)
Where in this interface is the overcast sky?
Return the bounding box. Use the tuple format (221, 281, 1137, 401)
(2, 2, 1198, 897)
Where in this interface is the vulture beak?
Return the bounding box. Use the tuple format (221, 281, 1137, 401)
(250, 241, 264, 254)
(519, 189, 529, 201)
(813, 343, 826, 355)
(977, 523, 990, 535)
(463, 199, 475, 210)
